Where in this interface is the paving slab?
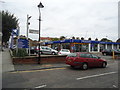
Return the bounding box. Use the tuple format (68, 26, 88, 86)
(2, 49, 14, 72)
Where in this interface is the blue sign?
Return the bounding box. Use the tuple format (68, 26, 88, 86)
(43, 39, 120, 45)
(18, 39, 29, 48)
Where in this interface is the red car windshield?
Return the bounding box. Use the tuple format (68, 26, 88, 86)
(67, 53, 77, 57)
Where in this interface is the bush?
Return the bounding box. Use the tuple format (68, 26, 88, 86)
(13, 48, 28, 57)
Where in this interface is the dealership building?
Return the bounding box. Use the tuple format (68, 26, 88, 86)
(43, 39, 120, 52)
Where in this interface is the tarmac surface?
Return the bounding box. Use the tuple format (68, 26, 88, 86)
(14, 63, 69, 71)
(1, 49, 119, 89)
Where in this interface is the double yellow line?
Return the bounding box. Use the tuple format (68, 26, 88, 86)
(10, 67, 66, 73)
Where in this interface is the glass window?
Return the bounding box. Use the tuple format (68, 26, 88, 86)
(80, 54, 91, 58)
(85, 54, 91, 58)
(80, 54, 86, 58)
(67, 53, 77, 57)
(61, 49, 69, 52)
(91, 54, 98, 59)
(41, 47, 46, 49)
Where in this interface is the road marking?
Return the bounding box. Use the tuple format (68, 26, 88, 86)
(35, 84, 47, 88)
(113, 85, 117, 88)
(76, 72, 117, 80)
(10, 67, 66, 73)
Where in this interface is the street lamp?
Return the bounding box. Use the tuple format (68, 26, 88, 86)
(37, 2, 44, 64)
(27, 14, 32, 56)
(27, 14, 32, 38)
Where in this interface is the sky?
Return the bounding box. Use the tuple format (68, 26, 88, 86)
(1, 0, 119, 42)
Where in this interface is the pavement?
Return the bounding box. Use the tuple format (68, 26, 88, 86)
(1, 49, 69, 72)
(1, 48, 15, 73)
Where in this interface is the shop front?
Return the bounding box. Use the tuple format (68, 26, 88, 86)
(44, 39, 120, 52)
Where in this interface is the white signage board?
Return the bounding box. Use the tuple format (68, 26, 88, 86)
(29, 29, 39, 34)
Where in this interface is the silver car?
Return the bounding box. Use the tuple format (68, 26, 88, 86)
(36, 46, 58, 55)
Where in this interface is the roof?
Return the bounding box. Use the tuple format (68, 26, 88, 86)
(40, 37, 51, 40)
(43, 39, 120, 45)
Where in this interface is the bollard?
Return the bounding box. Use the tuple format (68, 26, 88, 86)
(112, 51, 115, 59)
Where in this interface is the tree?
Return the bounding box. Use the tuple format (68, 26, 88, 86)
(60, 36, 66, 40)
(1, 10, 19, 44)
(81, 37, 84, 40)
(72, 36, 75, 39)
(100, 38, 112, 42)
(51, 38, 59, 41)
(88, 37, 91, 40)
(116, 38, 120, 43)
(76, 37, 80, 39)
(95, 38, 98, 41)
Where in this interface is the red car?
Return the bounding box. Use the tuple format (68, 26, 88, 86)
(66, 52, 107, 70)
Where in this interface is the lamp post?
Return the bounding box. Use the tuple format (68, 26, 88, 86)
(37, 2, 44, 64)
(27, 14, 32, 56)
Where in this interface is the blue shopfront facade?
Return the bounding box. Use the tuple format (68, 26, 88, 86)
(43, 39, 120, 52)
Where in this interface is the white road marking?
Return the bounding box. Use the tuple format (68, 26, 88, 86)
(35, 84, 47, 88)
(76, 72, 117, 80)
(113, 85, 117, 88)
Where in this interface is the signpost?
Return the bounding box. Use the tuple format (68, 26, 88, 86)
(18, 39, 29, 48)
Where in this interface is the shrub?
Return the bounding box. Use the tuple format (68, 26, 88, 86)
(13, 48, 28, 57)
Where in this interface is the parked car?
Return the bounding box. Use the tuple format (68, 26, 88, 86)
(66, 52, 107, 70)
(102, 49, 120, 56)
(35, 46, 58, 55)
(117, 49, 120, 52)
(30, 46, 36, 54)
(58, 49, 71, 55)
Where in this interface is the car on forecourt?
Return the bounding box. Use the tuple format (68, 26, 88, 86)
(35, 46, 58, 55)
(58, 49, 71, 55)
(102, 49, 120, 56)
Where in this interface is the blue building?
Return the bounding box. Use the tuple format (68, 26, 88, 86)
(42, 39, 120, 52)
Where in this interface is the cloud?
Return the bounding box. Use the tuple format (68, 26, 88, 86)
(2, 0, 119, 41)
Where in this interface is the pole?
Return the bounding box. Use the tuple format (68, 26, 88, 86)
(27, 15, 29, 39)
(27, 14, 31, 56)
(37, 2, 44, 64)
(26, 15, 29, 54)
(38, 7, 41, 64)
(112, 51, 115, 59)
(16, 26, 20, 55)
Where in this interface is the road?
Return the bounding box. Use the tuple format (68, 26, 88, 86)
(2, 58, 119, 88)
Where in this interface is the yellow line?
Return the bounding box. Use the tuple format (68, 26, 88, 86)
(10, 68, 66, 73)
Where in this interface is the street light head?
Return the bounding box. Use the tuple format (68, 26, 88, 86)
(28, 22, 30, 25)
(38, 2, 44, 8)
(28, 16, 32, 19)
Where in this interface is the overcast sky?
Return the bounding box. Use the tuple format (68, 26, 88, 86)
(1, 0, 119, 41)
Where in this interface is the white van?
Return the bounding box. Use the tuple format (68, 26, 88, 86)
(36, 46, 58, 55)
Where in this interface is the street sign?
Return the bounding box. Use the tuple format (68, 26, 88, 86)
(29, 29, 39, 34)
(18, 39, 29, 48)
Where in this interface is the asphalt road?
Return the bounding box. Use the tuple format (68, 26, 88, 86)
(2, 58, 119, 89)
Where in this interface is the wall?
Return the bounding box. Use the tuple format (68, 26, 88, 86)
(12, 55, 66, 64)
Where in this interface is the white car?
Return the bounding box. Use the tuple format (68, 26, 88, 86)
(58, 49, 71, 55)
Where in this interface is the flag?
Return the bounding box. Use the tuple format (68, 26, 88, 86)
(12, 29, 19, 36)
